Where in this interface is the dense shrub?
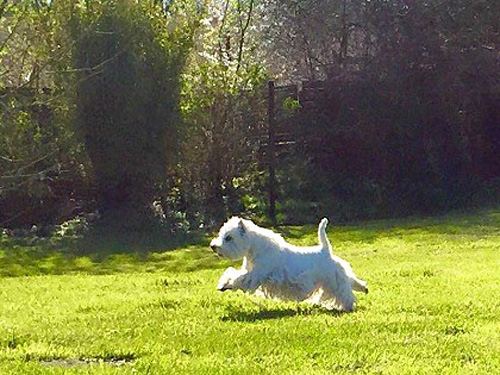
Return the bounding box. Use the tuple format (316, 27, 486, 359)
(63, 0, 195, 230)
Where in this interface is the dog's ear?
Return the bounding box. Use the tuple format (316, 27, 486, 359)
(238, 219, 246, 235)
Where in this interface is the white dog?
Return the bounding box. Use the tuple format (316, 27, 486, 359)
(210, 217, 368, 312)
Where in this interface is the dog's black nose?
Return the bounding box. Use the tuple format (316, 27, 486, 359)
(210, 244, 217, 252)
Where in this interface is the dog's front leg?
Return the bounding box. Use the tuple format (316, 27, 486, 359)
(217, 268, 262, 293)
(217, 267, 247, 291)
(229, 270, 262, 293)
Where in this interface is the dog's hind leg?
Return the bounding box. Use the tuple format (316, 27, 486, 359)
(350, 277, 369, 294)
(320, 272, 357, 312)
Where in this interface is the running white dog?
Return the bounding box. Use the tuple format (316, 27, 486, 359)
(210, 217, 368, 312)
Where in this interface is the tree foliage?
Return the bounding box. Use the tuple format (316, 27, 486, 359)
(0, 1, 89, 228)
(257, 0, 499, 221)
(176, 0, 268, 225)
(0, 0, 497, 232)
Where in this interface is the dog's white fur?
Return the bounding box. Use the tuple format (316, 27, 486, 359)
(210, 217, 368, 312)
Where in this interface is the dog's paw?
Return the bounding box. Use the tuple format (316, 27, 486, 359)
(217, 267, 237, 291)
(217, 277, 233, 291)
(217, 278, 231, 291)
(217, 267, 249, 292)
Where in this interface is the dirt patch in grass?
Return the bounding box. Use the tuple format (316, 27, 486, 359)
(39, 354, 135, 368)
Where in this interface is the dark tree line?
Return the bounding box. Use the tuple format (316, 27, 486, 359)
(261, 0, 499, 222)
(0, 0, 498, 235)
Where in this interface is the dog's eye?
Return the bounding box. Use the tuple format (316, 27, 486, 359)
(225, 235, 233, 242)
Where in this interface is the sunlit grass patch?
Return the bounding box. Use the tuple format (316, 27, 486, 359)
(0, 210, 498, 374)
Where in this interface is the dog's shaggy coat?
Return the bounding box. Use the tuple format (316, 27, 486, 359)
(210, 217, 368, 312)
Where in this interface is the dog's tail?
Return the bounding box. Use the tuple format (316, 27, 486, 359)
(318, 218, 332, 251)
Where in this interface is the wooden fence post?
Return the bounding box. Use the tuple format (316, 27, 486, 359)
(267, 80, 277, 224)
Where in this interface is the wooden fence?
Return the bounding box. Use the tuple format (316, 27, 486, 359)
(265, 79, 329, 223)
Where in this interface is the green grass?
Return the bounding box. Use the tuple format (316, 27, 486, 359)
(0, 210, 499, 374)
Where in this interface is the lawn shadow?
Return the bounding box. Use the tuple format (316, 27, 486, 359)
(220, 305, 343, 322)
(2, 209, 496, 277)
(0, 223, 218, 277)
(73, 223, 208, 255)
(280, 208, 499, 244)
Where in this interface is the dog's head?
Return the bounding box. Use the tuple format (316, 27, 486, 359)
(210, 217, 250, 260)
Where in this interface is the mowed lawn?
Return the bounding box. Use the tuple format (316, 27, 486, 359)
(0, 211, 498, 374)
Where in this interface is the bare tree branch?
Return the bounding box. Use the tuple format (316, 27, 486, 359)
(217, 0, 231, 61)
(0, 0, 8, 20)
(235, 0, 254, 75)
(0, 6, 28, 54)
